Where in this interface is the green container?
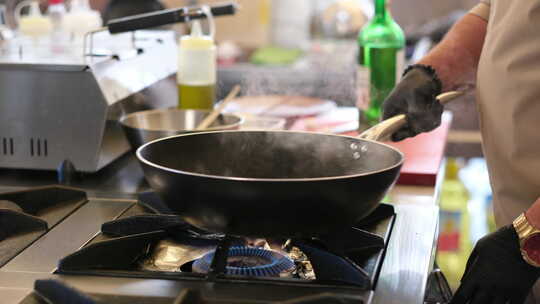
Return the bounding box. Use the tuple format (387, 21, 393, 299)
(357, 0, 405, 126)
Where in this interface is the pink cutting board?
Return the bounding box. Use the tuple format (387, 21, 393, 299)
(385, 113, 452, 186)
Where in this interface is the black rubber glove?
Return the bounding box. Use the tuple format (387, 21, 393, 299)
(382, 64, 443, 141)
(450, 225, 540, 304)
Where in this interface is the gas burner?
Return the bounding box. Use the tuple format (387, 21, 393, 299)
(55, 192, 396, 294)
(192, 246, 295, 277)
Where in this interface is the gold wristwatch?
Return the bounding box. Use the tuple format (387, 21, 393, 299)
(513, 213, 540, 267)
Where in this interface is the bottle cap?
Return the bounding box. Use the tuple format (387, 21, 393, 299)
(180, 20, 214, 49)
(70, 0, 91, 11)
(28, 1, 43, 17)
(191, 20, 203, 37)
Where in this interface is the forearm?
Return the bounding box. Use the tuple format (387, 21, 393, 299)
(418, 13, 488, 91)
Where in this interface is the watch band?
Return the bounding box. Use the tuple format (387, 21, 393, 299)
(513, 213, 540, 267)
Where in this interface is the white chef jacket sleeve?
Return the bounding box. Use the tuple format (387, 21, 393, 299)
(470, 1, 490, 21)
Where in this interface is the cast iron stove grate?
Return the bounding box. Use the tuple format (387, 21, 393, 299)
(56, 192, 395, 291)
(0, 186, 87, 267)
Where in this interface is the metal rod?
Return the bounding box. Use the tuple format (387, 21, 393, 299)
(83, 27, 107, 58)
(131, 31, 136, 50)
(207, 236, 232, 279)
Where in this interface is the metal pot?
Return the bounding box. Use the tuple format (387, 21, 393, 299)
(120, 108, 243, 150)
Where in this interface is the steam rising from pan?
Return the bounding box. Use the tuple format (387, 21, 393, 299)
(139, 131, 402, 179)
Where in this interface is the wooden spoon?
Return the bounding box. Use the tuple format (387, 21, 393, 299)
(196, 85, 241, 131)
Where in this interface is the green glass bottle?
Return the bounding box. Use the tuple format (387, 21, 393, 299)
(357, 0, 405, 126)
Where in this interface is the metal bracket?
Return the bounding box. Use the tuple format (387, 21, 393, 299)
(83, 27, 138, 59)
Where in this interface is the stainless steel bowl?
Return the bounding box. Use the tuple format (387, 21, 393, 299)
(120, 108, 244, 150)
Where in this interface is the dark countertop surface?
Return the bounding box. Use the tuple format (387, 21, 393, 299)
(0, 153, 147, 199)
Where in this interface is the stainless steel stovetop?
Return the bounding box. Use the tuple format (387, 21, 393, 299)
(0, 156, 440, 304)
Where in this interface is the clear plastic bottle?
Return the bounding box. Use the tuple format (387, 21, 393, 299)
(63, 0, 102, 38)
(177, 20, 217, 110)
(48, 0, 65, 32)
(0, 5, 13, 40)
(16, 1, 52, 39)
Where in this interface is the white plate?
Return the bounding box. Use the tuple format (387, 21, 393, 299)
(223, 95, 337, 118)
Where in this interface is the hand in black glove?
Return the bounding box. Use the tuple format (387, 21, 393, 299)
(382, 64, 443, 141)
(450, 226, 540, 304)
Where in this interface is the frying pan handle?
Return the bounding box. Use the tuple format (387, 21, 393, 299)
(358, 90, 465, 141)
(437, 91, 465, 105)
(357, 114, 408, 142)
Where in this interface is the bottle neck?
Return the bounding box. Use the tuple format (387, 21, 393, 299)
(375, 0, 388, 21)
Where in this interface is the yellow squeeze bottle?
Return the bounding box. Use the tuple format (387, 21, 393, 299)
(17, 1, 52, 39)
(437, 158, 472, 291)
(177, 21, 216, 110)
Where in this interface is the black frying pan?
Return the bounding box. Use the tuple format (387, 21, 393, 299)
(136, 92, 463, 237)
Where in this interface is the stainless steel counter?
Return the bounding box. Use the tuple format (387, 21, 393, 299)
(0, 142, 443, 303)
(0, 197, 438, 304)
